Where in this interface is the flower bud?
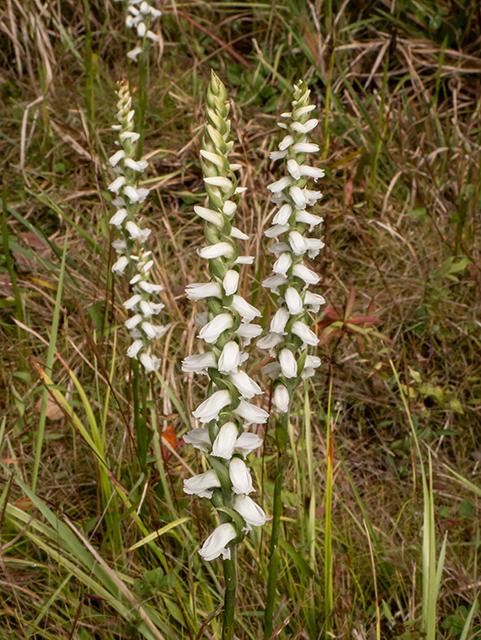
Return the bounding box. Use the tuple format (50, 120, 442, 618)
(212, 422, 238, 459)
(229, 457, 254, 494)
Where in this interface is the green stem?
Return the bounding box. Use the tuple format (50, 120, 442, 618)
(264, 411, 289, 640)
(324, 373, 334, 634)
(222, 545, 237, 640)
(132, 359, 148, 472)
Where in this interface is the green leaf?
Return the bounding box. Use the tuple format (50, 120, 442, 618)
(406, 207, 427, 221)
(458, 500, 474, 518)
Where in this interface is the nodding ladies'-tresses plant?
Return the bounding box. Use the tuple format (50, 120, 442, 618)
(181, 71, 269, 640)
(260, 80, 325, 640)
(108, 77, 166, 374)
(113, 0, 162, 62)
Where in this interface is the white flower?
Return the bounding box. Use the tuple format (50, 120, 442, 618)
(304, 189, 323, 205)
(204, 176, 233, 191)
(119, 131, 140, 142)
(223, 270, 239, 296)
(182, 351, 217, 374)
(273, 252, 292, 276)
(278, 134, 294, 150)
(292, 264, 320, 286)
(124, 158, 149, 172)
(268, 242, 290, 257)
(192, 389, 231, 423)
(287, 159, 301, 180)
(234, 432, 263, 458)
(285, 287, 304, 315)
(233, 495, 268, 528)
(262, 274, 288, 294)
(230, 371, 262, 399)
(124, 294, 141, 310)
(112, 239, 127, 253)
(138, 281, 163, 294)
(111, 197, 125, 207)
(137, 21, 146, 37)
(289, 231, 307, 255)
(295, 210, 323, 231)
(292, 105, 316, 118)
(304, 291, 325, 313)
(199, 523, 237, 561)
(292, 321, 319, 346)
(112, 256, 129, 274)
(235, 323, 263, 343)
(257, 332, 283, 351)
(289, 186, 308, 209)
(195, 312, 208, 328)
(212, 422, 238, 459)
(273, 204, 292, 225)
(109, 209, 128, 229)
(218, 341, 241, 374)
(223, 200, 237, 216)
(292, 142, 320, 154)
(198, 314, 233, 344)
(109, 150, 125, 167)
(126, 339, 143, 359)
(231, 295, 261, 322)
(302, 355, 322, 379)
(198, 243, 234, 259)
(125, 221, 151, 242)
(127, 46, 142, 61)
(263, 361, 282, 379)
(234, 400, 269, 425)
(229, 227, 248, 241)
(146, 30, 159, 41)
(125, 314, 142, 329)
(124, 185, 150, 204)
(184, 470, 221, 499)
(265, 224, 289, 238)
(183, 428, 211, 454)
(270, 150, 287, 161)
(149, 7, 162, 18)
(304, 238, 325, 259)
(234, 256, 254, 265)
(299, 165, 325, 181)
(279, 348, 297, 378)
(267, 176, 293, 193)
(270, 307, 289, 334)
(108, 176, 126, 193)
(194, 206, 224, 227)
(186, 282, 222, 301)
(274, 385, 290, 413)
(229, 457, 254, 494)
(139, 352, 161, 373)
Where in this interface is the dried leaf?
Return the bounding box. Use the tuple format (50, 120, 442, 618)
(34, 396, 64, 421)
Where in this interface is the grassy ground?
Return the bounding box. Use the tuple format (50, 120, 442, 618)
(1, 0, 480, 638)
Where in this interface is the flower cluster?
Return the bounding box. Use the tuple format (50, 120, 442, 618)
(259, 81, 326, 413)
(114, 0, 161, 61)
(182, 72, 269, 562)
(108, 78, 166, 374)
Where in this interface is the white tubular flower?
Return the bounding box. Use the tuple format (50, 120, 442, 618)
(139, 352, 161, 373)
(108, 176, 126, 193)
(263, 361, 282, 379)
(231, 295, 261, 322)
(109, 150, 125, 167)
(126, 339, 143, 359)
(285, 287, 304, 315)
(223, 270, 239, 295)
(230, 371, 262, 399)
(270, 307, 289, 334)
(186, 282, 222, 301)
(234, 432, 263, 458)
(229, 457, 254, 494)
(292, 321, 319, 346)
(192, 389, 231, 423)
(273, 203, 292, 225)
(198, 523, 237, 561)
(233, 495, 268, 528)
(212, 422, 238, 459)
(302, 355, 322, 380)
(304, 291, 325, 312)
(182, 351, 218, 374)
(257, 332, 284, 352)
(110, 208, 128, 227)
(234, 400, 269, 425)
(183, 428, 212, 453)
(279, 349, 297, 378)
(198, 314, 233, 344)
(273, 252, 292, 276)
(267, 176, 293, 193)
(295, 210, 323, 230)
(198, 242, 234, 260)
(184, 470, 221, 499)
(218, 341, 241, 374)
(112, 256, 129, 275)
(289, 231, 307, 255)
(235, 323, 263, 344)
(274, 385, 290, 413)
(292, 263, 320, 286)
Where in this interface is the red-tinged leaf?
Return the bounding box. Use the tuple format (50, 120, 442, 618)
(344, 178, 354, 206)
(356, 334, 366, 354)
(316, 506, 326, 518)
(319, 328, 343, 344)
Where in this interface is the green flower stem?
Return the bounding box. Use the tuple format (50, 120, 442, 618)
(132, 358, 148, 472)
(136, 41, 149, 161)
(222, 545, 237, 640)
(264, 410, 289, 640)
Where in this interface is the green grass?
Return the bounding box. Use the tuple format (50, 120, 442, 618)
(0, 1, 480, 638)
